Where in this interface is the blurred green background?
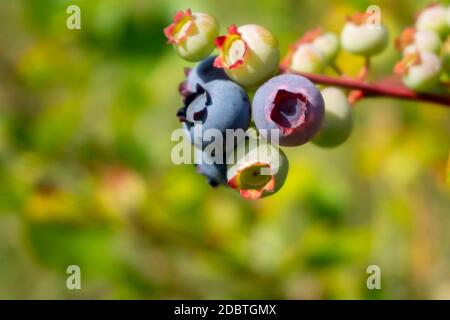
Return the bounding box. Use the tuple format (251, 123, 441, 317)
(0, 0, 449, 299)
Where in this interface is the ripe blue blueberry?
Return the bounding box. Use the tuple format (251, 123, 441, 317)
(184, 56, 229, 93)
(195, 153, 227, 187)
(252, 74, 325, 147)
(177, 80, 251, 152)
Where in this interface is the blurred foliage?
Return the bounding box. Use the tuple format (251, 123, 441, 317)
(0, 0, 449, 299)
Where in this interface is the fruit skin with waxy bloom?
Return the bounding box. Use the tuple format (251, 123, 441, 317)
(394, 51, 442, 92)
(252, 74, 325, 147)
(312, 87, 353, 148)
(164, 9, 219, 62)
(183, 55, 229, 94)
(226, 131, 289, 200)
(415, 4, 449, 39)
(340, 12, 389, 56)
(177, 80, 251, 151)
(195, 152, 227, 187)
(214, 24, 280, 88)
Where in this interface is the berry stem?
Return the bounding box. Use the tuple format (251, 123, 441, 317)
(357, 57, 371, 81)
(279, 67, 450, 107)
(348, 90, 365, 106)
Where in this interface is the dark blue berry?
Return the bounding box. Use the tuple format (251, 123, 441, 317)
(177, 80, 251, 152)
(186, 56, 229, 91)
(252, 74, 324, 146)
(195, 153, 227, 187)
(179, 56, 229, 97)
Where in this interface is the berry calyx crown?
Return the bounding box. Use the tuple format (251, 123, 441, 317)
(227, 162, 276, 200)
(163, 9, 194, 44)
(395, 27, 416, 51)
(394, 51, 422, 75)
(214, 25, 248, 70)
(346, 11, 373, 26)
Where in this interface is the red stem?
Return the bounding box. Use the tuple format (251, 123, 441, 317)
(281, 70, 450, 107)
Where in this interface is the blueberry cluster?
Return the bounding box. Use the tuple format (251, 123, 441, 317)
(164, 9, 354, 200)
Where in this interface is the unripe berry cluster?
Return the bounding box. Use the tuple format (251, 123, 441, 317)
(164, 4, 449, 200)
(394, 4, 450, 91)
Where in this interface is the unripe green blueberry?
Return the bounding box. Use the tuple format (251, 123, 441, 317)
(226, 131, 288, 200)
(395, 51, 442, 91)
(282, 29, 339, 72)
(340, 13, 388, 56)
(214, 24, 280, 88)
(413, 30, 442, 54)
(397, 27, 441, 55)
(312, 87, 353, 148)
(164, 9, 218, 62)
(289, 43, 325, 74)
(416, 4, 449, 39)
(312, 32, 340, 63)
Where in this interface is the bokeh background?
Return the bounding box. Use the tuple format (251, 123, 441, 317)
(0, 0, 449, 299)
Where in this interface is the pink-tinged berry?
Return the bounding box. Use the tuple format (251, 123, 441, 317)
(340, 12, 388, 56)
(164, 9, 218, 62)
(396, 27, 441, 55)
(252, 74, 325, 147)
(226, 132, 288, 200)
(394, 51, 442, 91)
(416, 4, 449, 39)
(214, 24, 280, 88)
